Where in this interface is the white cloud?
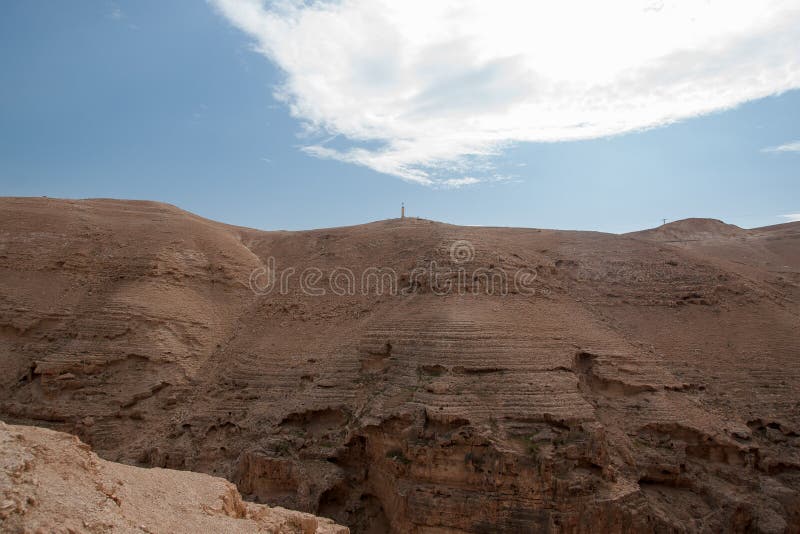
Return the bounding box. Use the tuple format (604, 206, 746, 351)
(211, 0, 800, 186)
(763, 141, 800, 153)
(441, 177, 481, 188)
(782, 213, 800, 222)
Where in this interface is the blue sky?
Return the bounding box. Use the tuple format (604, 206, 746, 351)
(1, 0, 798, 233)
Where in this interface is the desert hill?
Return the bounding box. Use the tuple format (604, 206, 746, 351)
(1, 197, 799, 532)
(626, 217, 747, 242)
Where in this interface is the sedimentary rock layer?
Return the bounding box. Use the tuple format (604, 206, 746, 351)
(1, 197, 798, 532)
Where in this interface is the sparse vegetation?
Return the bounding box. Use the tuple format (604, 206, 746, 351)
(273, 441, 291, 456)
(525, 436, 540, 459)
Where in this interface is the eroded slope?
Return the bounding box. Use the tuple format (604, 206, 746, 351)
(1, 198, 799, 533)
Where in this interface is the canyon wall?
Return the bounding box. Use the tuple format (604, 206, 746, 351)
(1, 198, 799, 532)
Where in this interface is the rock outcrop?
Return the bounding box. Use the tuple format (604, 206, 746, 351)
(1, 197, 799, 532)
(0, 421, 348, 533)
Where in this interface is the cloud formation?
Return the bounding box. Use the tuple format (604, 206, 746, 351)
(763, 141, 800, 153)
(782, 213, 800, 222)
(212, 0, 800, 186)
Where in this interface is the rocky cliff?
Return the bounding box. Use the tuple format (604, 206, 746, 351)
(1, 197, 799, 532)
(0, 421, 347, 533)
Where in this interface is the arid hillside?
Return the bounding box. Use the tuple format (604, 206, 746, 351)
(1, 197, 799, 533)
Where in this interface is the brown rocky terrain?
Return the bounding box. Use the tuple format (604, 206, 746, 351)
(0, 420, 347, 533)
(0, 197, 798, 533)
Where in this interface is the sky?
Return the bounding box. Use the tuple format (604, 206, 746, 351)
(1, 0, 799, 233)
